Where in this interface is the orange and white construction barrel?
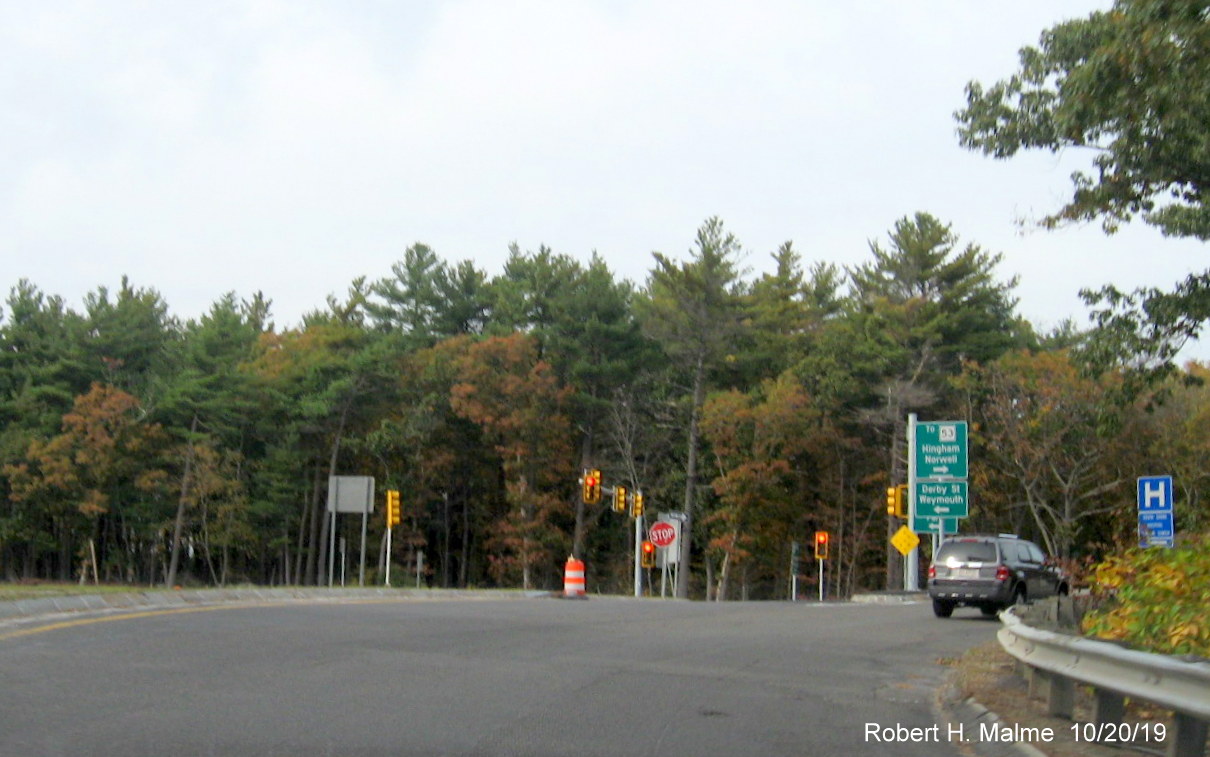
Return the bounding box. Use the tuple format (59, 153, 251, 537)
(563, 556, 586, 598)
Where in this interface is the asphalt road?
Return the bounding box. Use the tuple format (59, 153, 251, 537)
(0, 597, 998, 756)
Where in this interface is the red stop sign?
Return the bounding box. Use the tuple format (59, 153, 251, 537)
(649, 521, 677, 548)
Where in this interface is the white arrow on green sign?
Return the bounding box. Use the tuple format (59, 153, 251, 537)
(915, 480, 968, 518)
(912, 514, 960, 535)
(914, 421, 967, 479)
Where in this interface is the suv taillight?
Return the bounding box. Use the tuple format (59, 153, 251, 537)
(995, 565, 1011, 582)
(928, 565, 935, 579)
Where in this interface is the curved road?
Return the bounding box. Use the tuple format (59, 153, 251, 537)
(0, 597, 997, 756)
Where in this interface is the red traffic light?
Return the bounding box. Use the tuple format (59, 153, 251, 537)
(640, 540, 656, 568)
(582, 469, 602, 504)
(814, 530, 830, 560)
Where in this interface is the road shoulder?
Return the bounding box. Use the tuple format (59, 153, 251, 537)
(937, 640, 1170, 757)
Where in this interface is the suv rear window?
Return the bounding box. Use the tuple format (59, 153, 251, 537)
(936, 541, 996, 564)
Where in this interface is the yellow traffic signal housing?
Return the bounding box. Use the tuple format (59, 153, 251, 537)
(613, 485, 628, 514)
(641, 540, 656, 568)
(886, 485, 907, 518)
(630, 491, 644, 519)
(386, 490, 401, 528)
(582, 469, 602, 504)
(814, 530, 830, 560)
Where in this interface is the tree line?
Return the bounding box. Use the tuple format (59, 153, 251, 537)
(8, 0, 1210, 597)
(3, 212, 1206, 598)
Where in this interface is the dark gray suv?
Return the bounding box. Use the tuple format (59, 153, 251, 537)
(927, 534, 1068, 618)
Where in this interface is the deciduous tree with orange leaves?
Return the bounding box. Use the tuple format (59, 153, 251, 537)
(450, 333, 574, 589)
(5, 383, 168, 581)
(701, 374, 821, 600)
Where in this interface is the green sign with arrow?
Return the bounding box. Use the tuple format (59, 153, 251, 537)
(914, 421, 967, 479)
(915, 480, 968, 518)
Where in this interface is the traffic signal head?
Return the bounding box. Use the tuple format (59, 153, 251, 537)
(814, 530, 829, 560)
(613, 485, 628, 514)
(630, 491, 644, 519)
(582, 469, 602, 504)
(886, 485, 906, 518)
(641, 540, 656, 568)
(386, 490, 401, 528)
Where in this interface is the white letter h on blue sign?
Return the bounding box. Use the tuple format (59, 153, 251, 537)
(1138, 477, 1170, 511)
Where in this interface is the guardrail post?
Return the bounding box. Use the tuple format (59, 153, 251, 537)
(1013, 658, 1028, 678)
(1170, 712, 1207, 757)
(1046, 673, 1074, 719)
(1091, 688, 1124, 726)
(1027, 666, 1047, 700)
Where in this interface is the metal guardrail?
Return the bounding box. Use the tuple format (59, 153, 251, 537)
(998, 606, 1210, 757)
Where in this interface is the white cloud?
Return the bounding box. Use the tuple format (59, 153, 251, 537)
(1, 0, 1204, 360)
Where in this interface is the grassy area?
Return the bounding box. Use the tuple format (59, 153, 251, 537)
(0, 582, 146, 602)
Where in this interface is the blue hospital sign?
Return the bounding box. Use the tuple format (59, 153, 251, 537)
(1137, 475, 1174, 548)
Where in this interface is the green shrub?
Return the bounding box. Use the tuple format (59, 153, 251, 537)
(1082, 535, 1210, 657)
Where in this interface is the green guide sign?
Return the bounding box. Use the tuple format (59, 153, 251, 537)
(915, 480, 969, 518)
(914, 421, 967, 479)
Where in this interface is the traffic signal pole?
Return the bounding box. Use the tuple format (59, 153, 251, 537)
(813, 531, 829, 601)
(385, 521, 393, 586)
(384, 490, 402, 587)
(581, 469, 646, 597)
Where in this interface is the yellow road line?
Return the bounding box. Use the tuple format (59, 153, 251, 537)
(0, 604, 239, 642)
(0, 597, 423, 642)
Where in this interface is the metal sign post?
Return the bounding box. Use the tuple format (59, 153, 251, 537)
(906, 415, 917, 592)
(327, 476, 375, 587)
(633, 513, 643, 597)
(790, 541, 799, 602)
(329, 508, 337, 588)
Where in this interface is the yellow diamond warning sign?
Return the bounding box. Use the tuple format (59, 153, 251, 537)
(891, 525, 920, 556)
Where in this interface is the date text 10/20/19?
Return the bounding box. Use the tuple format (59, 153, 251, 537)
(1072, 722, 1165, 743)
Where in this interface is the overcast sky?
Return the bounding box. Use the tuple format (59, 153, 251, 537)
(3, 1, 1206, 356)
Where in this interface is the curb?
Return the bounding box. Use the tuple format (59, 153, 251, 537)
(0, 586, 551, 624)
(851, 591, 927, 604)
(936, 669, 1050, 757)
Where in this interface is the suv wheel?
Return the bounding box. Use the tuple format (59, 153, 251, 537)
(932, 599, 955, 618)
